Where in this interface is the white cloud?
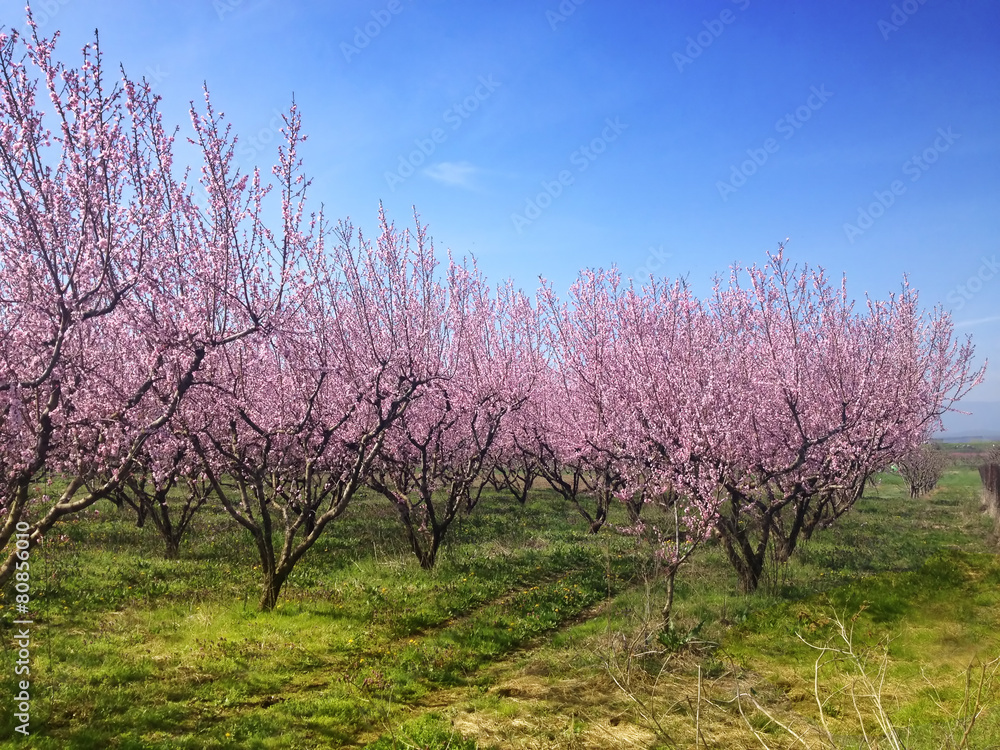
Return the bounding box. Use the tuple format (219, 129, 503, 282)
(424, 161, 478, 188)
(955, 315, 1000, 328)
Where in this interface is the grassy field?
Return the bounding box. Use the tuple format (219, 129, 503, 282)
(0, 464, 997, 748)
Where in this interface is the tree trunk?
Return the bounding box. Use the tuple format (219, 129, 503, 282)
(135, 500, 148, 528)
(733, 553, 763, 594)
(258, 567, 288, 611)
(772, 499, 809, 564)
(625, 495, 644, 524)
(584, 493, 609, 534)
(661, 566, 677, 628)
(250, 511, 281, 611)
(515, 470, 535, 505)
(716, 518, 766, 594)
(164, 536, 181, 560)
(418, 533, 441, 570)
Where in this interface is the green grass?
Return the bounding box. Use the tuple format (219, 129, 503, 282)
(0, 487, 645, 748)
(0, 464, 997, 748)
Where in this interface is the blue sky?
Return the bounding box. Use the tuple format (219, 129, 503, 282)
(7, 0, 1000, 433)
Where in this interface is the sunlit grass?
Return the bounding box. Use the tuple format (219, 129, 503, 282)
(0, 466, 996, 748)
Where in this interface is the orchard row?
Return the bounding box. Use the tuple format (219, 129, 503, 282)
(0, 17, 983, 614)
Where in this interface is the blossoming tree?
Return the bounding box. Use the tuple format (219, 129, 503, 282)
(369, 268, 542, 569)
(0, 20, 280, 587)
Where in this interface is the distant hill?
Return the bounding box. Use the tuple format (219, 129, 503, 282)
(936, 400, 1000, 441)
